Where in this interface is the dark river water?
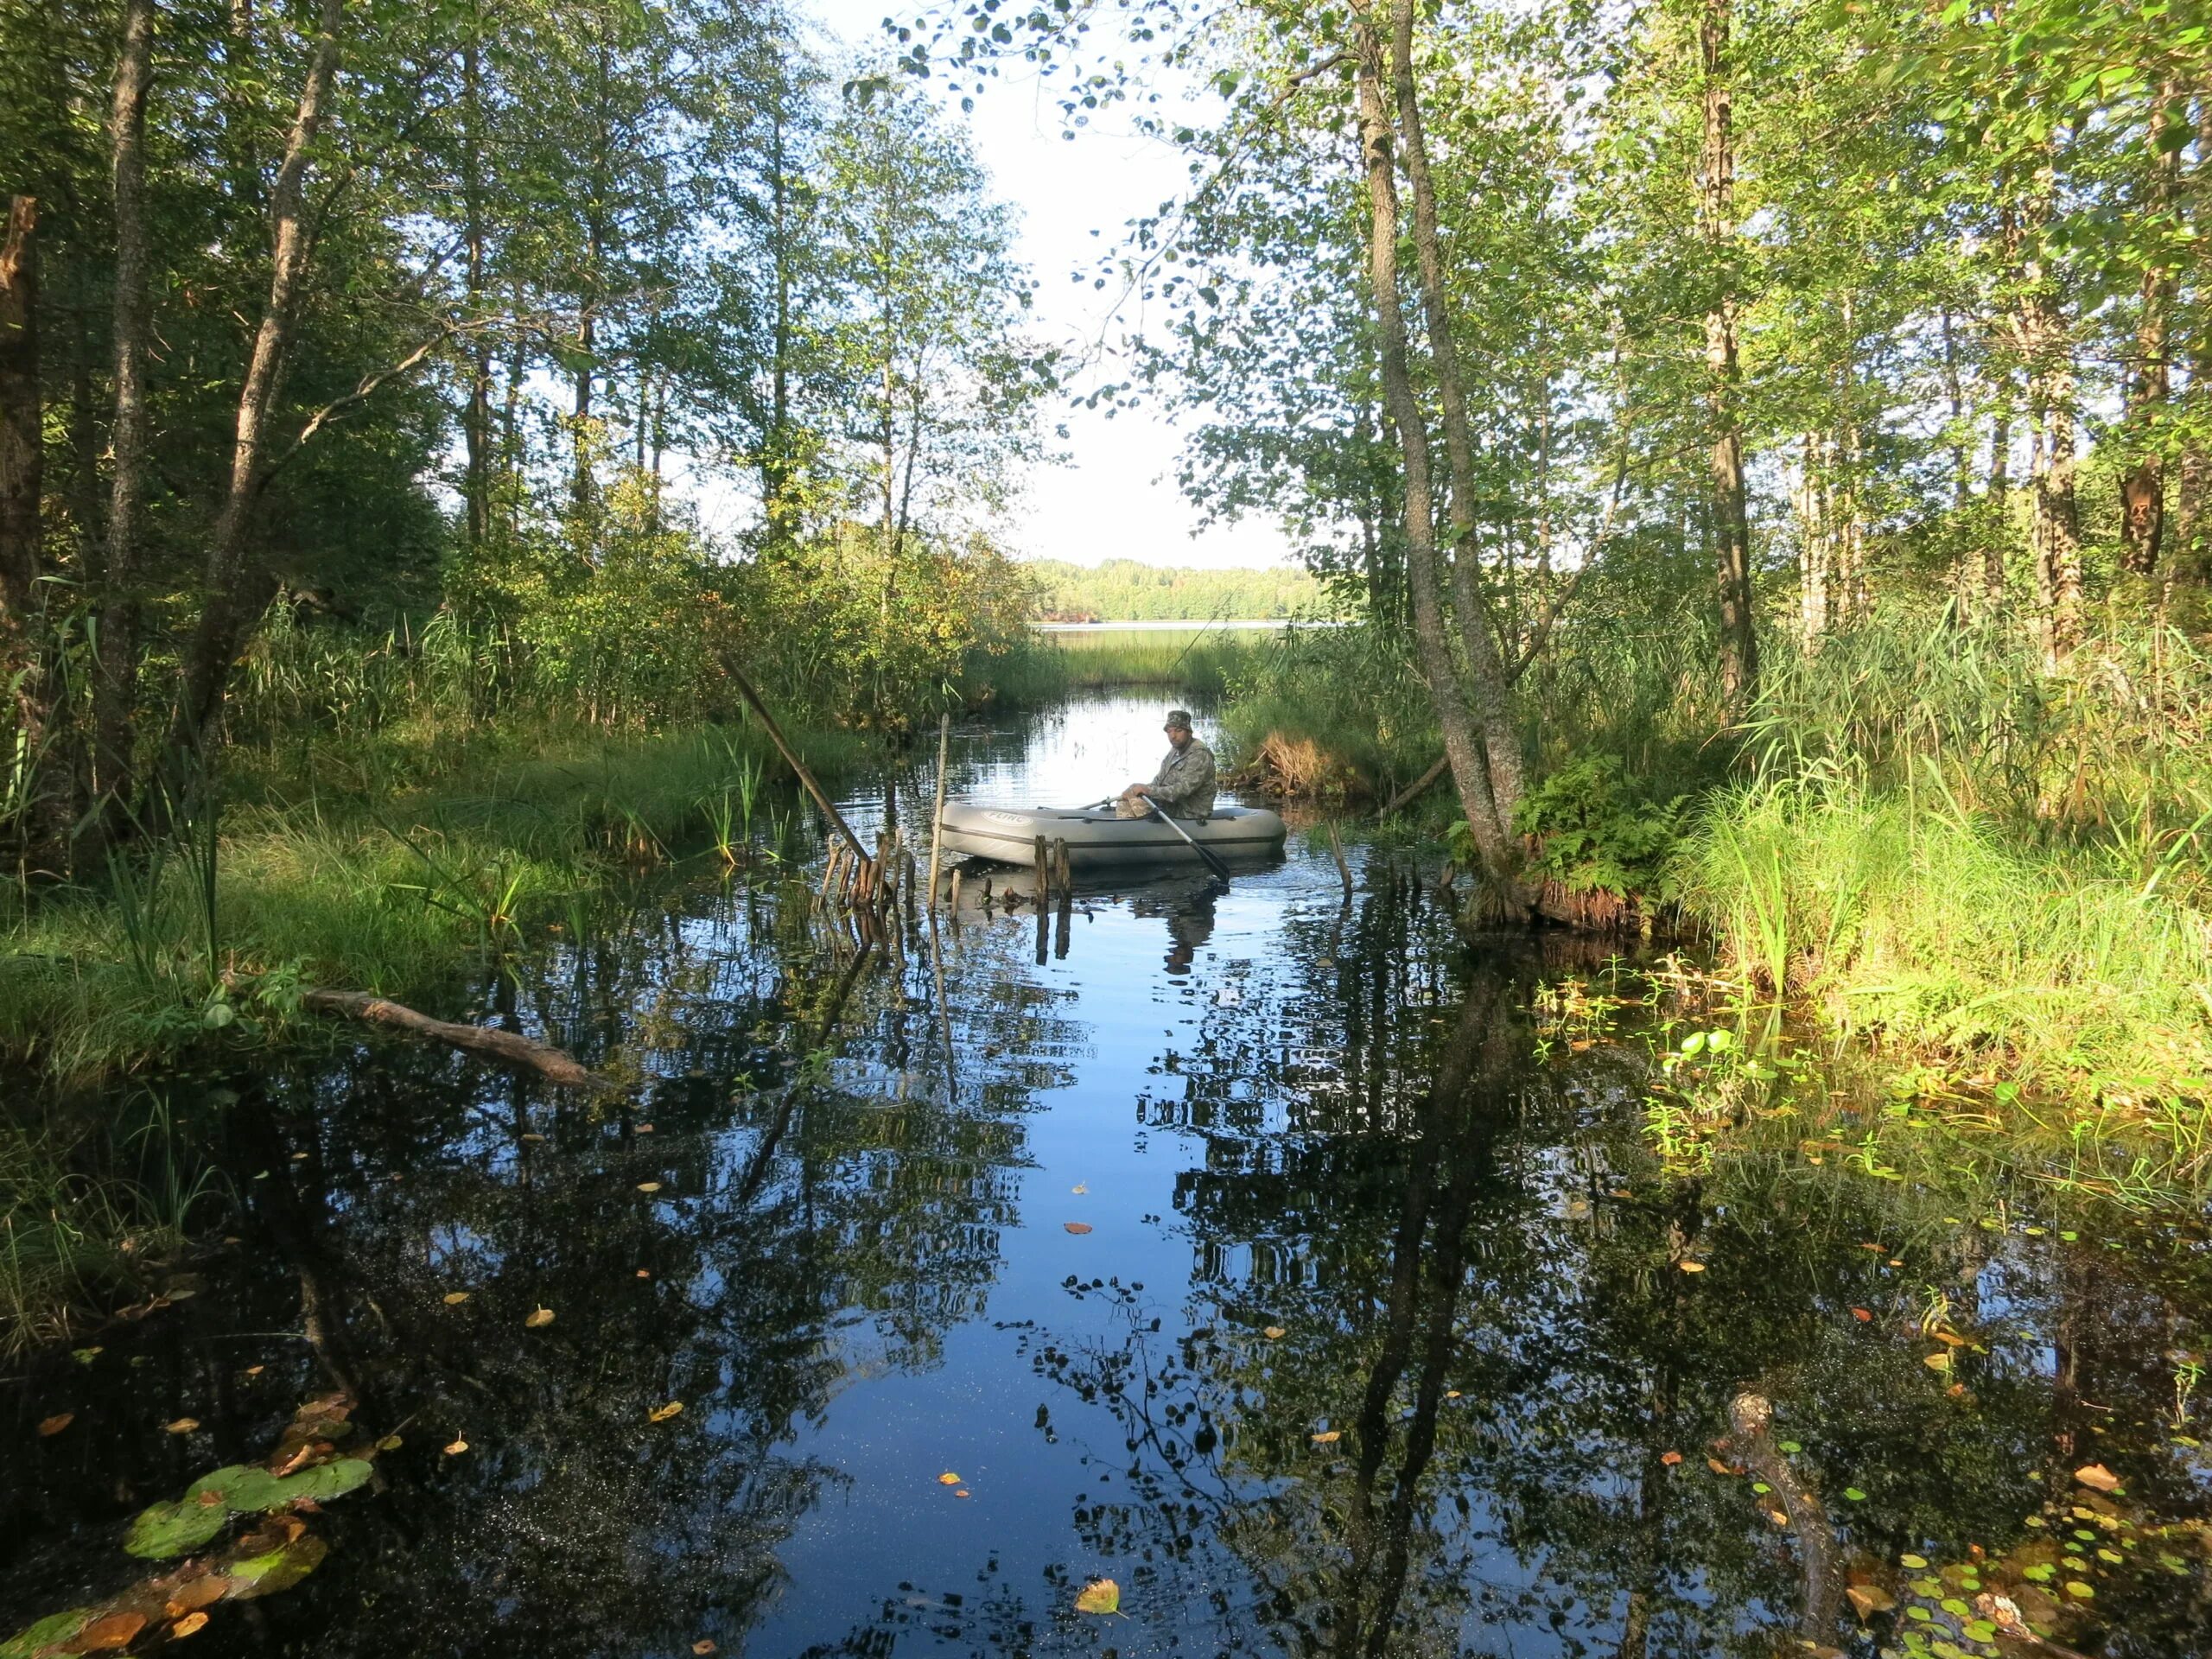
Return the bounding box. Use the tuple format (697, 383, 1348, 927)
(5, 692, 2211, 1658)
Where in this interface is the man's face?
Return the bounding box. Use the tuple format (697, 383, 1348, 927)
(1166, 723, 1191, 751)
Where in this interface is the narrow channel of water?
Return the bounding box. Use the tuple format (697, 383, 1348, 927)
(4, 692, 2209, 1658)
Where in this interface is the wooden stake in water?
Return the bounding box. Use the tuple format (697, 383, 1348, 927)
(1325, 820, 1353, 893)
(728, 664, 873, 870)
(928, 712, 950, 911)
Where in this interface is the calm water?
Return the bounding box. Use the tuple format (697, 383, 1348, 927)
(5, 693, 2211, 1658)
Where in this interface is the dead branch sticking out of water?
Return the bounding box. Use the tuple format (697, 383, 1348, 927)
(300, 988, 608, 1090)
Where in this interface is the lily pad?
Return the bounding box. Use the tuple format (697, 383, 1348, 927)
(225, 1533, 329, 1599)
(125, 1497, 231, 1560)
(187, 1458, 372, 1513)
(0, 1610, 89, 1659)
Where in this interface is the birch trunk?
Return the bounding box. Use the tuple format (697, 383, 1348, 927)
(2118, 81, 2179, 580)
(1384, 0, 1522, 829)
(1700, 0, 1758, 705)
(172, 0, 346, 756)
(96, 0, 156, 829)
(1350, 16, 1517, 896)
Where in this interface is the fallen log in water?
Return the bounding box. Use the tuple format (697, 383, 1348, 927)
(301, 988, 608, 1090)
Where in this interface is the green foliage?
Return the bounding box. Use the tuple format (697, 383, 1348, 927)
(1217, 623, 1440, 798)
(1671, 613, 2212, 1125)
(1508, 755, 1687, 899)
(1026, 560, 1325, 621)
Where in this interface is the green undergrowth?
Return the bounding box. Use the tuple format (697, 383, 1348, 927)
(1537, 960, 2212, 1211)
(0, 716, 870, 1084)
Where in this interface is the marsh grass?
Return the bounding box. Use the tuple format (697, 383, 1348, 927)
(1, 1098, 218, 1355)
(1669, 613, 2212, 1166)
(1, 719, 869, 1083)
(1028, 626, 1257, 695)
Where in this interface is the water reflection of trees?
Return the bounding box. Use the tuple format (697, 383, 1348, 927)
(882, 873, 2212, 1659)
(11, 860, 2212, 1658)
(187, 876, 1067, 1658)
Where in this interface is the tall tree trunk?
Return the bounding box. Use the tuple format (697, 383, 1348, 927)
(1350, 16, 1516, 897)
(96, 0, 156, 830)
(461, 21, 490, 553)
(171, 0, 346, 758)
(2119, 80, 2180, 580)
(2017, 148, 2082, 663)
(763, 93, 797, 544)
(2172, 98, 2212, 624)
(1700, 0, 1758, 705)
(0, 195, 48, 817)
(1940, 306, 1976, 618)
(1384, 0, 1522, 827)
(1984, 377, 2012, 611)
(1794, 432, 1829, 646)
(0, 197, 39, 629)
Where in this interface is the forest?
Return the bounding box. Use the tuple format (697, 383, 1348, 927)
(1027, 556, 1323, 618)
(3, 2, 2211, 1654)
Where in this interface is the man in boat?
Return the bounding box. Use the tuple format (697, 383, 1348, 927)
(1117, 709, 1217, 820)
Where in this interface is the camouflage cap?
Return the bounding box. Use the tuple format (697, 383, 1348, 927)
(1165, 709, 1194, 730)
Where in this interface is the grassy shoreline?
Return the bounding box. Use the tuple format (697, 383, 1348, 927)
(1, 717, 874, 1084)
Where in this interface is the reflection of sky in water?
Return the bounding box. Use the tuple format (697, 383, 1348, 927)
(5, 692, 2210, 1659)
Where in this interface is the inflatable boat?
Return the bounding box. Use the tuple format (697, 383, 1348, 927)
(938, 802, 1287, 870)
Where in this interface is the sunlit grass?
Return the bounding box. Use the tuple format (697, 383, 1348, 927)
(0, 721, 868, 1084)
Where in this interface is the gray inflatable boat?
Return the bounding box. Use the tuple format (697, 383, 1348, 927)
(938, 802, 1287, 870)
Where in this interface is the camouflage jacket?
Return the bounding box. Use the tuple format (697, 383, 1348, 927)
(1150, 740, 1217, 819)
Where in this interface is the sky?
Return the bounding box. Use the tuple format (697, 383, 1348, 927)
(807, 1, 1296, 572)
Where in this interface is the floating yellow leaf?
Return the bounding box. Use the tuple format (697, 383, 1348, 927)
(1071, 1183, 1087, 1194)
(637, 1182, 663, 1193)
(1063, 1222, 1092, 1235)
(954, 1489, 970, 1498)
(377, 1433, 404, 1452)
(692, 1643, 715, 1656)
(649, 1402, 684, 1423)
(636, 1268, 652, 1278)
(1311, 1430, 1341, 1445)
(524, 1306, 554, 1329)
(1444, 1389, 1461, 1400)
(1923, 1351, 1952, 1373)
(1768, 1508, 1789, 1526)
(2074, 1463, 2121, 1493)
(1678, 1261, 1707, 1273)
(1846, 1585, 1895, 1619)
(1850, 1307, 1873, 1323)
(442, 1292, 469, 1306)
(1262, 1326, 1286, 1340)
(637, 1123, 656, 1134)
(1074, 1578, 1121, 1615)
(443, 1438, 469, 1455)
(77, 1611, 147, 1650)
(938, 1471, 961, 1485)
(36, 1413, 73, 1437)
(1899, 1554, 1928, 1568)
(166, 1417, 200, 1434)
(1707, 1458, 1736, 1476)
(1660, 1451, 1683, 1466)
(172, 1611, 211, 1638)
(244, 1365, 264, 1377)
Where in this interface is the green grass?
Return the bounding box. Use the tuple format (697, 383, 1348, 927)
(1034, 627, 1256, 693)
(1663, 614, 2212, 1172)
(0, 717, 871, 1084)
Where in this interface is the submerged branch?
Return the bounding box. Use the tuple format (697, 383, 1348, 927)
(300, 988, 609, 1090)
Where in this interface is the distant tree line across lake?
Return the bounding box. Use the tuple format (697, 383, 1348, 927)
(1023, 557, 1325, 622)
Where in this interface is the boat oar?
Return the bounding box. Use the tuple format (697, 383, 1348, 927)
(1147, 797, 1231, 881)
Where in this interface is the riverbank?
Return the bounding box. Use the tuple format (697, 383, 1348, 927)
(1221, 612, 2212, 1198)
